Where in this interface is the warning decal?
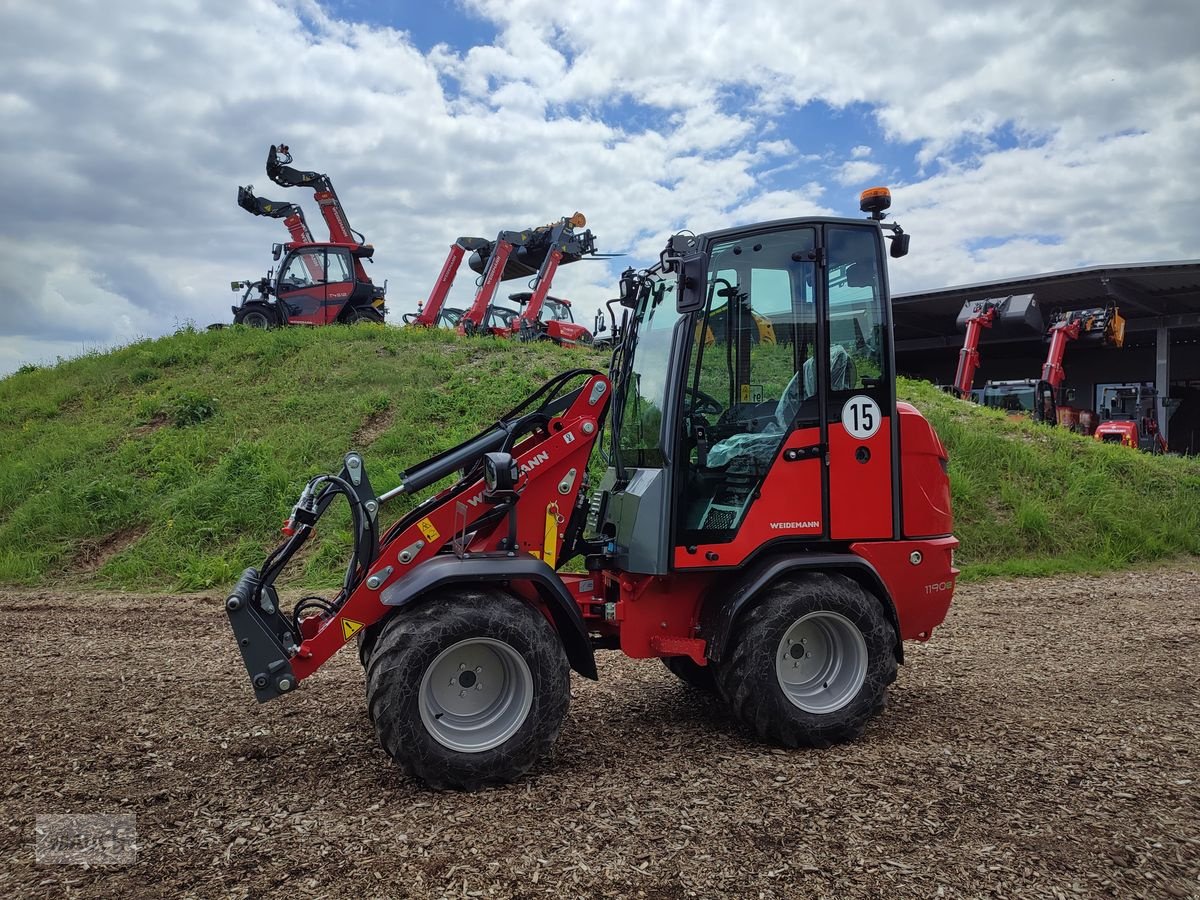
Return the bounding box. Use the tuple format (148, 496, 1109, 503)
(417, 517, 440, 543)
(341, 618, 364, 642)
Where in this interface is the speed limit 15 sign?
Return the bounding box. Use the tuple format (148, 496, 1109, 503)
(842, 395, 881, 440)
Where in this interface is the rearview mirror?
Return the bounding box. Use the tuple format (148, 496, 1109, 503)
(889, 232, 910, 258)
(676, 255, 706, 313)
(272, 243, 283, 261)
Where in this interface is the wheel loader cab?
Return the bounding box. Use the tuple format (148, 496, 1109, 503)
(600, 219, 897, 574)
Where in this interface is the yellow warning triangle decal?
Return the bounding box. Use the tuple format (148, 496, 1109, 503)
(341, 618, 364, 641)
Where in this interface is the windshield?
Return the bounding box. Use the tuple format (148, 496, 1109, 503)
(612, 274, 681, 468)
(545, 299, 573, 322)
(982, 384, 1036, 412)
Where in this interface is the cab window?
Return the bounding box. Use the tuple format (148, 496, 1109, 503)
(677, 227, 817, 539)
(326, 249, 353, 283)
(279, 249, 325, 288)
(825, 226, 887, 406)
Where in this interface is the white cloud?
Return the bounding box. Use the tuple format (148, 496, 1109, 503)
(0, 0, 1197, 373)
(835, 160, 884, 186)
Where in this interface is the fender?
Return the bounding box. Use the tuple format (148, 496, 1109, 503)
(700, 552, 903, 665)
(378, 554, 598, 680)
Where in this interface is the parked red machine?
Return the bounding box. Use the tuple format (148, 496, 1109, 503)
(230, 145, 387, 327)
(407, 213, 613, 345)
(980, 305, 1124, 431)
(1094, 386, 1168, 453)
(224, 188, 958, 789)
(951, 294, 1043, 398)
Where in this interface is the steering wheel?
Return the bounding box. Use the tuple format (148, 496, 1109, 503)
(685, 386, 722, 416)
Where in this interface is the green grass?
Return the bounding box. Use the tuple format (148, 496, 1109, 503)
(1, 326, 1197, 590)
(902, 377, 1200, 579)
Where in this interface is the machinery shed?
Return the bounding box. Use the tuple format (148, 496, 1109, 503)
(893, 260, 1200, 453)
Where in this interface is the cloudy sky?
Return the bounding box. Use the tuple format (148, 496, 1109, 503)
(1, 0, 1197, 373)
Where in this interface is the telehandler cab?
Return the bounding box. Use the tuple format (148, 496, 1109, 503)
(225, 188, 958, 789)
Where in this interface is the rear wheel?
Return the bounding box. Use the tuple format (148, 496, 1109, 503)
(715, 573, 896, 748)
(661, 655, 717, 693)
(365, 587, 569, 790)
(234, 304, 275, 328)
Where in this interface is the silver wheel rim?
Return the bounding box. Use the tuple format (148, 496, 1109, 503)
(775, 611, 868, 714)
(418, 638, 533, 753)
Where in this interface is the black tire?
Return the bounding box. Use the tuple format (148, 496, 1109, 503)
(661, 655, 718, 693)
(714, 573, 897, 748)
(344, 306, 385, 324)
(357, 623, 381, 670)
(365, 587, 570, 790)
(234, 304, 276, 329)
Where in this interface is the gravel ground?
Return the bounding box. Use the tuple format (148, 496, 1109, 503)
(2, 565, 1198, 899)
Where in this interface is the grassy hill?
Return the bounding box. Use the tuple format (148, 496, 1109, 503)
(2, 325, 1198, 589)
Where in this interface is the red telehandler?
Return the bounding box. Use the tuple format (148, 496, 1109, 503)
(981, 305, 1124, 431)
(230, 145, 388, 327)
(224, 188, 958, 789)
(407, 213, 613, 346)
(951, 294, 1043, 398)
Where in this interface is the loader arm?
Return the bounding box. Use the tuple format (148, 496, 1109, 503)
(459, 214, 599, 334)
(409, 237, 492, 327)
(237, 185, 314, 244)
(265, 144, 366, 271)
(1040, 305, 1123, 391)
(952, 305, 996, 397)
(225, 370, 611, 702)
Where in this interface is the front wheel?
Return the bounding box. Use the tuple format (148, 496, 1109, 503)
(234, 304, 276, 329)
(344, 306, 385, 324)
(715, 573, 896, 748)
(365, 588, 570, 790)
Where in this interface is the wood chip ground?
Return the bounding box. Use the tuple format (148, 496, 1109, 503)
(2, 565, 1198, 899)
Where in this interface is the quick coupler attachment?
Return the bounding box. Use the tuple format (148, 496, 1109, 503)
(225, 567, 298, 703)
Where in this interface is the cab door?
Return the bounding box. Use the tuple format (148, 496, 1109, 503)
(822, 225, 895, 540)
(672, 226, 825, 569)
(321, 248, 356, 323)
(276, 248, 329, 325)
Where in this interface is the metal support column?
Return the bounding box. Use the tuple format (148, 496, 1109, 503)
(1156, 326, 1171, 444)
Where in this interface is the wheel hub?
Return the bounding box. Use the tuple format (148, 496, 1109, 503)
(419, 638, 533, 752)
(775, 611, 868, 714)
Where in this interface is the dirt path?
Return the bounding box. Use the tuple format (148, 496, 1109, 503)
(2, 566, 1198, 899)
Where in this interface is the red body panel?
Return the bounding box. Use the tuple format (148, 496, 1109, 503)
(829, 417, 893, 540)
(898, 402, 953, 539)
(277, 279, 354, 326)
(674, 426, 824, 569)
(852, 538, 958, 640)
(1094, 420, 1166, 452)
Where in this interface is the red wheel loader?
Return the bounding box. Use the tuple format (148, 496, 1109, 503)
(224, 188, 958, 789)
(230, 145, 388, 327)
(1093, 386, 1168, 453)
